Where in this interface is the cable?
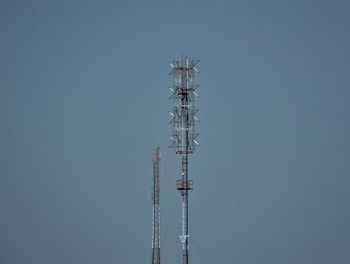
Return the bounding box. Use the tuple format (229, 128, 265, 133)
(189, 237, 216, 264)
(224, 175, 269, 264)
(213, 210, 258, 263)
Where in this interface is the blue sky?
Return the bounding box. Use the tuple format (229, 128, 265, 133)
(1, 0, 349, 263)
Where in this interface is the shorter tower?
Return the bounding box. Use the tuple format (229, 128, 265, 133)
(151, 147, 161, 264)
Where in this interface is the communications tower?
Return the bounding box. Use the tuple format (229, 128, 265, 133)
(151, 147, 161, 264)
(169, 55, 200, 264)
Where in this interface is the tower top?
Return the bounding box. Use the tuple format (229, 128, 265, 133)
(168, 56, 200, 154)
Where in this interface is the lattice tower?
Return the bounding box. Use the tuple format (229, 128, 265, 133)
(169, 55, 200, 264)
(151, 147, 161, 264)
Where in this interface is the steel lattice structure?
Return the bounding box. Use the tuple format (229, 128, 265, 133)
(169, 55, 200, 264)
(151, 147, 161, 264)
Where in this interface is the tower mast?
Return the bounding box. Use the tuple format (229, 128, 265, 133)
(169, 55, 200, 264)
(151, 147, 161, 264)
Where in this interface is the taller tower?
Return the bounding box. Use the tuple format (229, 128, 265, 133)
(151, 147, 161, 264)
(169, 55, 200, 264)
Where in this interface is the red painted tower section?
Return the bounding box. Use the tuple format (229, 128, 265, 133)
(151, 147, 161, 264)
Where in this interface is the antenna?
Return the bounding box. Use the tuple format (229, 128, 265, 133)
(168, 55, 200, 264)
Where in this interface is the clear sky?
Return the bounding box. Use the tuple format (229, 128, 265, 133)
(1, 0, 349, 263)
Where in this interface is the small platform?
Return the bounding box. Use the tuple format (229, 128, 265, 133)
(176, 179, 193, 191)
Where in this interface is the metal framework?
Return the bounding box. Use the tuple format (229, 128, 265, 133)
(169, 55, 200, 264)
(151, 147, 161, 264)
